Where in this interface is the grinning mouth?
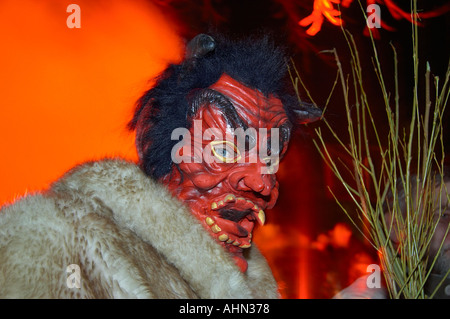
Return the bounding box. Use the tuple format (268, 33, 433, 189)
(203, 194, 266, 249)
(219, 209, 253, 222)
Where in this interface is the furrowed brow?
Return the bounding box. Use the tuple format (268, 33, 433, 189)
(187, 88, 249, 130)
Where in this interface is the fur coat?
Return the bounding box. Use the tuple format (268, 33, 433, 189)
(0, 159, 279, 298)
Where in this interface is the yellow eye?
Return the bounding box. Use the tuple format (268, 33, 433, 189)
(210, 140, 241, 163)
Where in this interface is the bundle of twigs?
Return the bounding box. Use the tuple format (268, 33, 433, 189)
(291, 0, 450, 298)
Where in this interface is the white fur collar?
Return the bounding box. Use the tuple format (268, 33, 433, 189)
(50, 159, 279, 298)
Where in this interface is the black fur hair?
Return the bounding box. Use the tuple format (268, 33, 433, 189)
(128, 33, 314, 179)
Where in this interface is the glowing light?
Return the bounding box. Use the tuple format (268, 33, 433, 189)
(298, 247, 311, 299)
(0, 0, 183, 206)
(299, 0, 450, 36)
(299, 0, 343, 36)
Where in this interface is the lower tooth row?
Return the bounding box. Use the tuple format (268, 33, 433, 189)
(223, 234, 251, 248)
(205, 217, 252, 248)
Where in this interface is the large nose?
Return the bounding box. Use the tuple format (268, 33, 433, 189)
(228, 162, 276, 196)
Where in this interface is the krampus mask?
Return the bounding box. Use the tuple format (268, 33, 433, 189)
(129, 34, 322, 272)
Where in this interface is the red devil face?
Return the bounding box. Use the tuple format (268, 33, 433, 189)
(162, 74, 291, 272)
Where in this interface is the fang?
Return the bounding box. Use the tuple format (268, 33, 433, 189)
(257, 210, 265, 225)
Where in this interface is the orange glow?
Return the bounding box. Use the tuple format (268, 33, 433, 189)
(299, 0, 450, 37)
(297, 246, 311, 299)
(299, 0, 343, 36)
(312, 223, 352, 251)
(0, 0, 183, 205)
(348, 252, 375, 284)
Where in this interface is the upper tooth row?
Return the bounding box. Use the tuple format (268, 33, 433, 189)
(211, 195, 259, 211)
(210, 195, 266, 226)
(211, 195, 253, 210)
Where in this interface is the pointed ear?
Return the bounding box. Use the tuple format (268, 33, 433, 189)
(292, 103, 323, 125)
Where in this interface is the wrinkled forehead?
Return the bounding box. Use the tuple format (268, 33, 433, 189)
(209, 74, 288, 129)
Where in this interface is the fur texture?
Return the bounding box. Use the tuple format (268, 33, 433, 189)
(0, 159, 279, 298)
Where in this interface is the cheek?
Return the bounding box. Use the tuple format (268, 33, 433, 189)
(191, 173, 223, 190)
(179, 162, 228, 191)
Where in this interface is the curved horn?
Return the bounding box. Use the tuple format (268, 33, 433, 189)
(179, 34, 215, 79)
(185, 34, 216, 59)
(293, 103, 323, 124)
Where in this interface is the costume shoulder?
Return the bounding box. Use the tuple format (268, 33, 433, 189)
(0, 159, 197, 298)
(0, 159, 278, 298)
